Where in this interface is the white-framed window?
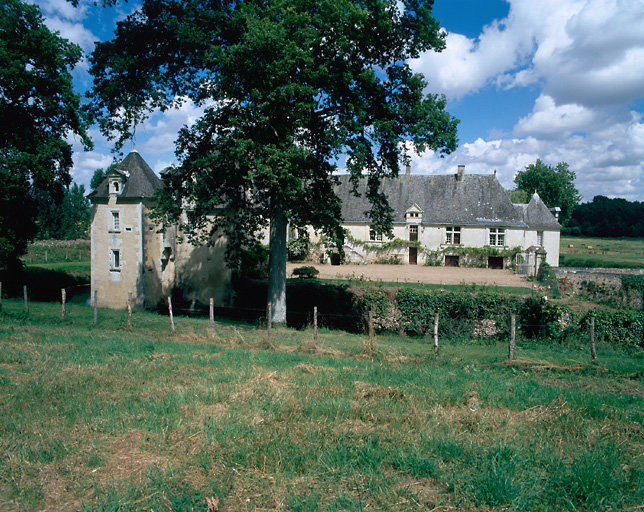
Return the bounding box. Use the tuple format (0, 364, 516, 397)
(111, 249, 120, 269)
(369, 227, 383, 242)
(537, 231, 544, 246)
(111, 211, 120, 231)
(489, 228, 505, 246)
(446, 226, 461, 245)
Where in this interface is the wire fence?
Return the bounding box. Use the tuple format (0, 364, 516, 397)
(0, 281, 601, 362)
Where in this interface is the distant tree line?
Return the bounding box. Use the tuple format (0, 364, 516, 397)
(565, 196, 644, 237)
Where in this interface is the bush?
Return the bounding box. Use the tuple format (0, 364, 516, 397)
(519, 295, 569, 339)
(287, 237, 310, 262)
(579, 309, 644, 348)
(292, 266, 319, 279)
(239, 244, 269, 279)
(375, 255, 403, 264)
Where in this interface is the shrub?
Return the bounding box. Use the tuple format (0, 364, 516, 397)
(518, 295, 569, 339)
(375, 255, 403, 264)
(292, 266, 319, 279)
(579, 309, 644, 348)
(287, 237, 310, 262)
(239, 244, 269, 279)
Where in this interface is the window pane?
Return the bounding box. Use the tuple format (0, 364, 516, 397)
(454, 233, 461, 244)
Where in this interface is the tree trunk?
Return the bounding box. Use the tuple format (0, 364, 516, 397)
(268, 211, 287, 324)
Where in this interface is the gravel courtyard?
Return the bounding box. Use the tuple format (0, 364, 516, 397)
(287, 263, 529, 287)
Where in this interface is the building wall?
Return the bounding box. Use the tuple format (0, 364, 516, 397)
(90, 198, 144, 309)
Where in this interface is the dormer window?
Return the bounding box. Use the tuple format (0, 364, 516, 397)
(109, 179, 123, 194)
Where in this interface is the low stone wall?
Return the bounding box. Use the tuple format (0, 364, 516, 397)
(554, 268, 643, 309)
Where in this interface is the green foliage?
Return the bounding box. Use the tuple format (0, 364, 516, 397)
(374, 255, 403, 264)
(346, 234, 421, 253)
(0, 0, 91, 270)
(537, 262, 560, 297)
(621, 274, 644, 295)
(514, 159, 581, 226)
(519, 296, 569, 339)
(292, 266, 319, 279)
(34, 183, 91, 240)
(287, 237, 310, 262)
(423, 245, 523, 268)
(567, 196, 644, 237)
(238, 243, 270, 279)
(88, 0, 458, 313)
(506, 188, 529, 204)
(580, 309, 644, 348)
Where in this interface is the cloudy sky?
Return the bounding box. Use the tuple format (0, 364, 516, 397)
(37, 0, 644, 201)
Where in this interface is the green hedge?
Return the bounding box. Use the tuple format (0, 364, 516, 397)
(579, 309, 644, 348)
(358, 287, 642, 347)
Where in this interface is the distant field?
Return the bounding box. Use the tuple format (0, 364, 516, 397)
(560, 236, 644, 269)
(0, 300, 642, 511)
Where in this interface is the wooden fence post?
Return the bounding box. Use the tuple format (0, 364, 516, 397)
(590, 316, 597, 361)
(61, 288, 66, 320)
(509, 314, 516, 360)
(209, 298, 215, 338)
(128, 293, 133, 326)
(368, 309, 375, 356)
(267, 303, 272, 343)
(79, 250, 82, 261)
(93, 290, 98, 325)
(168, 296, 175, 332)
(313, 306, 318, 346)
(45, 250, 48, 262)
(23, 285, 28, 315)
(433, 311, 439, 357)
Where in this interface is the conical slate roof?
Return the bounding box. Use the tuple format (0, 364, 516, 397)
(334, 173, 527, 227)
(88, 151, 163, 199)
(514, 192, 561, 230)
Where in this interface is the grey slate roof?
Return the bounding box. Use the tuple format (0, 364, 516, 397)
(334, 173, 528, 227)
(514, 192, 561, 230)
(88, 151, 163, 200)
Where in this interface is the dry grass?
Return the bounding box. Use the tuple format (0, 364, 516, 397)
(0, 299, 642, 511)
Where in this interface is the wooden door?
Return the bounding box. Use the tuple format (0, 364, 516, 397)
(409, 247, 417, 265)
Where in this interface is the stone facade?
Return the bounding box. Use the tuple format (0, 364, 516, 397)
(89, 151, 231, 310)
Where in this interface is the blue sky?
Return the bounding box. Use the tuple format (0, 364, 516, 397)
(36, 0, 644, 201)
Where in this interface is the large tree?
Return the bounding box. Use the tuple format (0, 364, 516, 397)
(514, 159, 581, 226)
(0, 0, 91, 269)
(89, 0, 458, 322)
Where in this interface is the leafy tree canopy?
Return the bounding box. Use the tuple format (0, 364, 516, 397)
(514, 159, 581, 226)
(566, 196, 644, 237)
(89, 0, 458, 320)
(35, 183, 91, 240)
(90, 162, 117, 190)
(0, 0, 91, 269)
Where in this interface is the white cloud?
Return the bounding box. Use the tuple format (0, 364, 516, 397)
(411, 0, 644, 106)
(411, 112, 644, 201)
(514, 95, 598, 138)
(44, 16, 97, 52)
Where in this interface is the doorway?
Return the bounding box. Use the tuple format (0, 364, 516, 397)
(488, 256, 504, 269)
(445, 255, 459, 267)
(409, 247, 418, 265)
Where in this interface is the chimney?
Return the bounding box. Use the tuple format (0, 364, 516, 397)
(457, 164, 465, 182)
(405, 164, 411, 176)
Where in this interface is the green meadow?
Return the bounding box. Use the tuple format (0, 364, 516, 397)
(0, 300, 642, 511)
(560, 236, 644, 269)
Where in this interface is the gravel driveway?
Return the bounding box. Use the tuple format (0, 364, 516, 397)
(287, 263, 529, 288)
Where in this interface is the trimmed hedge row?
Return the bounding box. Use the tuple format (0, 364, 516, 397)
(358, 287, 642, 348)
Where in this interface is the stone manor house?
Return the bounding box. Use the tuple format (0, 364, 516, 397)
(89, 152, 560, 309)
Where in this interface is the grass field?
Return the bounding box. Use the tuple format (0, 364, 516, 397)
(560, 236, 644, 269)
(1, 300, 642, 511)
